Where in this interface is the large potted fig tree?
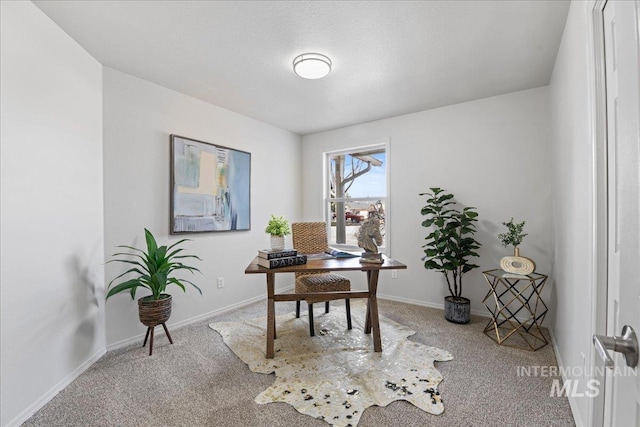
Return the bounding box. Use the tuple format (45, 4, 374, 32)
(420, 188, 481, 324)
(106, 229, 201, 355)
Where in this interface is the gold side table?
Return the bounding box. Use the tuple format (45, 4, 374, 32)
(482, 269, 549, 351)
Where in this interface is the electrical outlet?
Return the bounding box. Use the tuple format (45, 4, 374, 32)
(217, 277, 224, 288)
(391, 270, 398, 279)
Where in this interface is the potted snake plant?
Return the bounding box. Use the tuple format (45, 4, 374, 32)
(420, 188, 481, 324)
(106, 229, 202, 353)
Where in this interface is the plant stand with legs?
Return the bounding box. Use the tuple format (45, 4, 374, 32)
(138, 294, 174, 356)
(142, 323, 174, 356)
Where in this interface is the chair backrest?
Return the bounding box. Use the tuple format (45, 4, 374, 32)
(292, 222, 330, 254)
(292, 222, 329, 278)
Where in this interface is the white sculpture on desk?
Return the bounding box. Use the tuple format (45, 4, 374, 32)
(357, 215, 383, 263)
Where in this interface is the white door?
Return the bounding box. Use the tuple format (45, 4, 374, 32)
(598, 0, 640, 425)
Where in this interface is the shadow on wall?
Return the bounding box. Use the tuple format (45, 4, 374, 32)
(63, 243, 103, 359)
(477, 220, 502, 267)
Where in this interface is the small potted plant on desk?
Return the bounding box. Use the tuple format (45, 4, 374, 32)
(106, 228, 202, 355)
(420, 188, 481, 324)
(265, 215, 291, 251)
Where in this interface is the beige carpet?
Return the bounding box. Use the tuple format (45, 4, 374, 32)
(210, 301, 452, 426)
(22, 298, 575, 426)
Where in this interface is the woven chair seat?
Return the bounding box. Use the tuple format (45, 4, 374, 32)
(295, 273, 350, 303)
(291, 222, 353, 335)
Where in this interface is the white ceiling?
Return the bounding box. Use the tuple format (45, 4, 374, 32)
(34, 1, 570, 136)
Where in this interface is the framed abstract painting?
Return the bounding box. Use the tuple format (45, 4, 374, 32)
(170, 135, 251, 233)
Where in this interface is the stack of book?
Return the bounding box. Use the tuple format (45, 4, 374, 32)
(257, 248, 307, 269)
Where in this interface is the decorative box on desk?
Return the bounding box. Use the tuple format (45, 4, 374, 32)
(482, 269, 549, 351)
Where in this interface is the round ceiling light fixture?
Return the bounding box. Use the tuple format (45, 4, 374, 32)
(293, 53, 332, 79)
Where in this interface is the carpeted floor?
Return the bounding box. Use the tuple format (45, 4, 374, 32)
(22, 299, 575, 426)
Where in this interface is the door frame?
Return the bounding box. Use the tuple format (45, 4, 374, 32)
(587, 0, 608, 426)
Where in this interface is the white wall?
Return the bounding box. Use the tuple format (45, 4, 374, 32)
(549, 2, 597, 425)
(0, 2, 105, 426)
(103, 68, 302, 347)
(302, 87, 553, 315)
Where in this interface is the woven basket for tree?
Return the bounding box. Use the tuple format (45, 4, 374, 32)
(138, 294, 172, 327)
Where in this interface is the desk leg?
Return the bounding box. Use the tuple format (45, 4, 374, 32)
(367, 269, 382, 352)
(266, 273, 276, 359)
(365, 271, 372, 334)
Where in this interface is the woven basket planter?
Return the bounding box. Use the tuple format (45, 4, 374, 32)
(138, 294, 172, 327)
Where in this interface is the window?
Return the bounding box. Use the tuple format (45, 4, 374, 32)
(325, 143, 388, 251)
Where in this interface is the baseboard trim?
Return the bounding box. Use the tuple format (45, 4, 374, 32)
(548, 329, 583, 427)
(106, 285, 295, 352)
(377, 293, 490, 319)
(378, 293, 544, 324)
(4, 347, 106, 427)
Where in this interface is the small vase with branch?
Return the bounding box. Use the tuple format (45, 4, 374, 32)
(498, 218, 536, 275)
(498, 218, 527, 256)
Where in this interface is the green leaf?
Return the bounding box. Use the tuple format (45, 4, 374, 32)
(462, 264, 480, 273)
(106, 279, 147, 300)
(424, 248, 439, 257)
(170, 277, 202, 295)
(155, 245, 167, 263)
(167, 277, 186, 293)
(166, 238, 192, 251)
(166, 247, 185, 260)
(172, 254, 203, 261)
(420, 207, 436, 215)
(424, 260, 442, 270)
(108, 258, 149, 269)
(113, 245, 146, 254)
(108, 267, 147, 288)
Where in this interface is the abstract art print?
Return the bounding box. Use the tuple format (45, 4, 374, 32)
(170, 135, 251, 233)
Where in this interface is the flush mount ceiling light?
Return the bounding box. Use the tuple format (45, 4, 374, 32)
(293, 53, 332, 79)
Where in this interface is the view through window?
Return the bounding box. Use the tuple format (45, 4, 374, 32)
(326, 145, 387, 250)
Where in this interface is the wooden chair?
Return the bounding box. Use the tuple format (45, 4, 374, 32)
(292, 222, 352, 336)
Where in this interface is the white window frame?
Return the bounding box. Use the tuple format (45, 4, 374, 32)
(323, 138, 390, 254)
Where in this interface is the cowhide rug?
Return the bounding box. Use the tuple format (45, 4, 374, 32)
(210, 301, 452, 427)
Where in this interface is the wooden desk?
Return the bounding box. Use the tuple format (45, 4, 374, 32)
(245, 255, 407, 358)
